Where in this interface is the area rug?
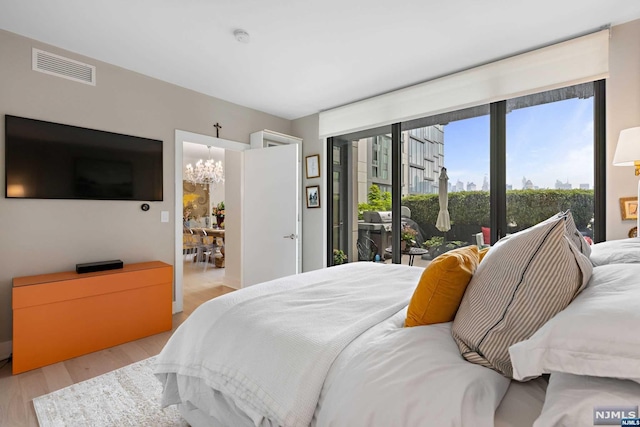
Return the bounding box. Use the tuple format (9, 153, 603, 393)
(33, 356, 188, 427)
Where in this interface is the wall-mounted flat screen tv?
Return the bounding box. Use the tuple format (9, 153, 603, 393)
(5, 115, 163, 201)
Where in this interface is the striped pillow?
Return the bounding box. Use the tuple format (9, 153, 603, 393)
(451, 217, 592, 378)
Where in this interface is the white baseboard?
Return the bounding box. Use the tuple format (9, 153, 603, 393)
(0, 340, 12, 360)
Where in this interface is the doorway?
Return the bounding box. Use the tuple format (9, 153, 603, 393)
(181, 142, 226, 313)
(173, 130, 248, 313)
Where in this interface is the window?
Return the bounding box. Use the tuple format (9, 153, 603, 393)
(409, 137, 424, 166)
(505, 83, 595, 238)
(379, 136, 390, 181)
(403, 107, 490, 248)
(409, 166, 425, 194)
(371, 135, 391, 180)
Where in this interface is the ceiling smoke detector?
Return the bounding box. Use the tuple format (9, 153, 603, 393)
(233, 29, 250, 43)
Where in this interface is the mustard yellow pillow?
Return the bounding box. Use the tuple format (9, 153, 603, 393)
(479, 246, 490, 262)
(405, 245, 479, 327)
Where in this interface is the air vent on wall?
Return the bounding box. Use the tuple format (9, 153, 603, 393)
(32, 48, 96, 86)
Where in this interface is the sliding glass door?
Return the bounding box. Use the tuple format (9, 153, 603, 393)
(327, 81, 604, 266)
(330, 126, 397, 265)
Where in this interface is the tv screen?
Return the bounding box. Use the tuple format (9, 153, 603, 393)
(5, 115, 163, 201)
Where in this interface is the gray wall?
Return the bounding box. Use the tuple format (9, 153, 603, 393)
(0, 29, 291, 344)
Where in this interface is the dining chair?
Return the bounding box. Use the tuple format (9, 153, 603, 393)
(199, 229, 216, 272)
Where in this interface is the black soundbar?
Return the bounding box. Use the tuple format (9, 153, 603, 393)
(76, 260, 124, 274)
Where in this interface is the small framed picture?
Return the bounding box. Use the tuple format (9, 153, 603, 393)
(305, 154, 320, 179)
(306, 185, 320, 208)
(620, 197, 638, 220)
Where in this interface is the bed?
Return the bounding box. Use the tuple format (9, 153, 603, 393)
(155, 217, 640, 427)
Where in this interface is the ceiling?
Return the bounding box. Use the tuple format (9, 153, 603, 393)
(2, 1, 640, 120)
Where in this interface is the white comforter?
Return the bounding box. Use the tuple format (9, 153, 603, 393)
(155, 263, 421, 427)
(315, 310, 510, 427)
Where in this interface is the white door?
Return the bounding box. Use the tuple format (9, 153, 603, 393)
(242, 143, 299, 286)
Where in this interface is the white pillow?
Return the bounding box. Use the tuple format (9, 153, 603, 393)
(509, 263, 640, 381)
(533, 373, 640, 427)
(590, 237, 640, 266)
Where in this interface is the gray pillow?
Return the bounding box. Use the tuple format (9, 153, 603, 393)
(452, 217, 593, 378)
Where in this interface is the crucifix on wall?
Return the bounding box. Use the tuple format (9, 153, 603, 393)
(213, 122, 222, 138)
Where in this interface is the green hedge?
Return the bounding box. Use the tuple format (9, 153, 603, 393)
(402, 189, 594, 236)
(402, 191, 488, 230)
(505, 190, 594, 230)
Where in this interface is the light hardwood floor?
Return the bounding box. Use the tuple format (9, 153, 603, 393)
(0, 261, 235, 426)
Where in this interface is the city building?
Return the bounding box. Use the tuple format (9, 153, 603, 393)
(522, 177, 535, 190)
(555, 179, 572, 190)
(356, 126, 444, 201)
(405, 126, 445, 195)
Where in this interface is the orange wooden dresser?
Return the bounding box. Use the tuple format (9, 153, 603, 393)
(12, 261, 173, 374)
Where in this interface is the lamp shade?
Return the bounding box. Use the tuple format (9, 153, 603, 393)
(613, 127, 640, 166)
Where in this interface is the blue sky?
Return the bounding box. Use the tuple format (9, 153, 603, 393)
(443, 97, 594, 190)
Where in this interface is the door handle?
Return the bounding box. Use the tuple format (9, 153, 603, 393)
(283, 234, 296, 239)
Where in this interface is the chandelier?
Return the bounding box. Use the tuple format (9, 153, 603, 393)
(184, 146, 225, 185)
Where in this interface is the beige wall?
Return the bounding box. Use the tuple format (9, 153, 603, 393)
(0, 29, 291, 344)
(607, 19, 640, 240)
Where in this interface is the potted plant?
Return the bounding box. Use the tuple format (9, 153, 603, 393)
(400, 225, 417, 251)
(423, 236, 468, 258)
(333, 249, 347, 265)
